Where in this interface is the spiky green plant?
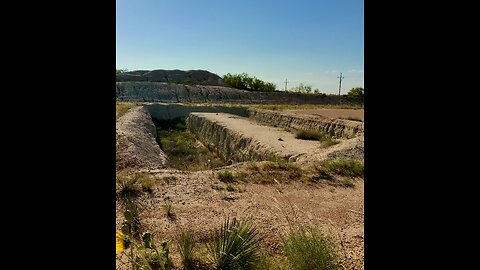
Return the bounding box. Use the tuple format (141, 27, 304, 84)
(178, 231, 196, 269)
(208, 218, 261, 270)
(117, 176, 143, 239)
(116, 176, 141, 208)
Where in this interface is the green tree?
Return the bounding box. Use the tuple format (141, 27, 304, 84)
(346, 87, 364, 102)
(291, 83, 312, 93)
(222, 73, 276, 92)
(116, 68, 128, 75)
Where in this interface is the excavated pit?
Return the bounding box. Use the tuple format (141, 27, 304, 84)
(186, 112, 364, 164)
(151, 116, 229, 171)
(117, 103, 364, 172)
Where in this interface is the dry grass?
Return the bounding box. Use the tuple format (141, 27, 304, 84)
(116, 101, 142, 119)
(240, 161, 304, 184)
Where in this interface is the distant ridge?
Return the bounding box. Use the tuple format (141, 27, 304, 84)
(116, 69, 227, 86)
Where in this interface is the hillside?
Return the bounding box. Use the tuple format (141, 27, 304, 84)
(116, 69, 227, 86)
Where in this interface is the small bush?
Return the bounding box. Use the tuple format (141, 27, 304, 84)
(339, 178, 355, 188)
(133, 172, 156, 192)
(295, 130, 326, 141)
(217, 171, 234, 183)
(245, 162, 259, 171)
(235, 171, 248, 181)
(156, 126, 227, 171)
(295, 130, 340, 148)
(178, 231, 196, 269)
(321, 137, 340, 148)
(321, 159, 364, 177)
(283, 226, 339, 270)
(208, 218, 261, 270)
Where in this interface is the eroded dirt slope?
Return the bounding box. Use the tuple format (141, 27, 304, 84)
(116, 106, 169, 170)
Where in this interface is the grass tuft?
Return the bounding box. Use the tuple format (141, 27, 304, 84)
(217, 171, 235, 183)
(295, 130, 326, 140)
(295, 130, 340, 148)
(283, 226, 340, 270)
(320, 158, 364, 177)
(178, 231, 197, 269)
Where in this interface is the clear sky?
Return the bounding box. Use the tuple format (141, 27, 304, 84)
(116, 0, 363, 94)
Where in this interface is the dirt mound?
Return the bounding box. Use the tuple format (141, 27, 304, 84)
(116, 69, 227, 86)
(116, 106, 169, 170)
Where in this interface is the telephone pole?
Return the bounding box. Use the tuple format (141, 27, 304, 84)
(284, 78, 289, 92)
(337, 73, 344, 95)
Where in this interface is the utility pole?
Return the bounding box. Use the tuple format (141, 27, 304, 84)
(337, 72, 344, 95)
(284, 78, 289, 92)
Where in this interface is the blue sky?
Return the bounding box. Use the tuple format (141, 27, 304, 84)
(116, 0, 363, 94)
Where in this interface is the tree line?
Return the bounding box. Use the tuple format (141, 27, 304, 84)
(222, 73, 277, 92)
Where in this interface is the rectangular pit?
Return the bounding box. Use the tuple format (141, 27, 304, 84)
(186, 112, 323, 163)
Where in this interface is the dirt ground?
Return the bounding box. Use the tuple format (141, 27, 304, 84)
(116, 166, 364, 270)
(284, 109, 364, 121)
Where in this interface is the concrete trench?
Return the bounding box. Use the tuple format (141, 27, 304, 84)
(116, 103, 364, 171)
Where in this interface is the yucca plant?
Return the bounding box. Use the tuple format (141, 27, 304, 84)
(116, 176, 141, 208)
(117, 176, 142, 240)
(178, 231, 196, 269)
(208, 217, 261, 270)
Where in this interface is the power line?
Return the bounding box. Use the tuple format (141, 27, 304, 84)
(284, 78, 289, 91)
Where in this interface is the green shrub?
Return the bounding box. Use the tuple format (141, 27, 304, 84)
(340, 178, 355, 188)
(208, 218, 261, 270)
(154, 117, 227, 171)
(346, 87, 364, 103)
(321, 158, 364, 177)
(295, 130, 327, 141)
(321, 137, 340, 148)
(217, 171, 235, 183)
(223, 73, 276, 92)
(283, 226, 339, 270)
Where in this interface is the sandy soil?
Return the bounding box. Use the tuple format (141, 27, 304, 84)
(285, 109, 364, 121)
(116, 167, 364, 270)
